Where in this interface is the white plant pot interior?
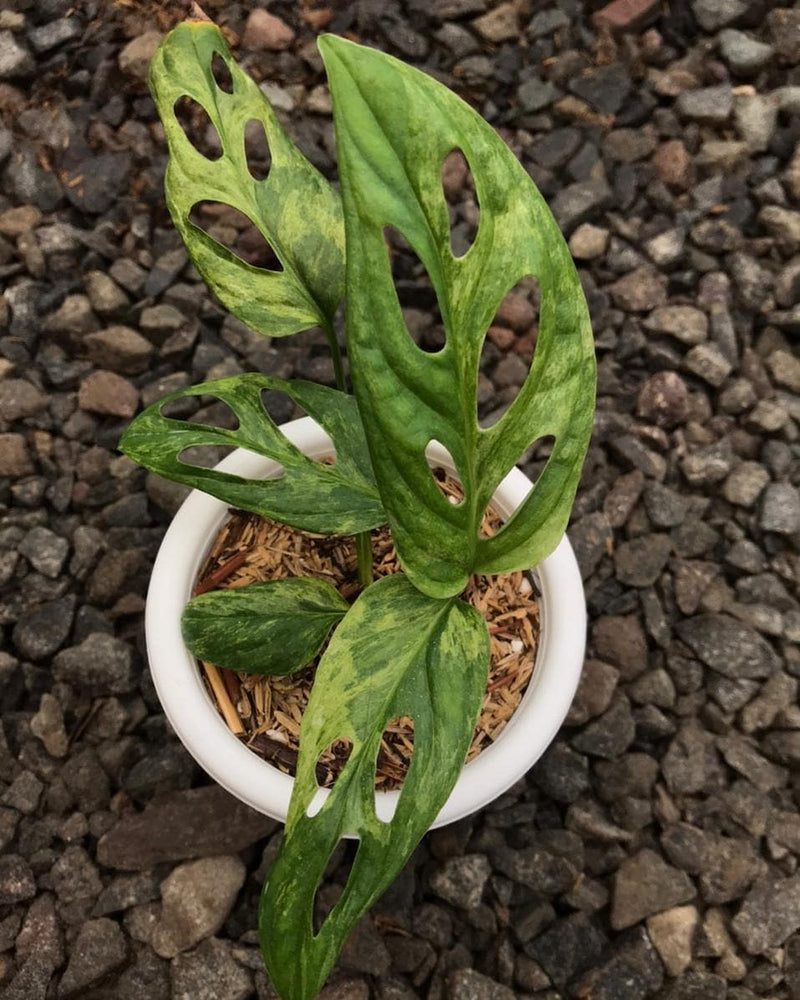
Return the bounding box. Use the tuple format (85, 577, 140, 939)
(146, 418, 586, 829)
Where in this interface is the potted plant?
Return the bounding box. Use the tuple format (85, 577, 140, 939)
(120, 16, 596, 1000)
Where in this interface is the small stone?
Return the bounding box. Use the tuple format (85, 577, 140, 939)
(18, 526, 69, 578)
(718, 734, 787, 792)
(767, 349, 800, 391)
(676, 84, 733, 122)
(0, 204, 41, 236)
(53, 632, 137, 695)
(722, 462, 770, 508)
(651, 140, 692, 189)
(528, 9, 570, 36)
(430, 855, 491, 910)
(78, 371, 139, 418)
(84, 271, 130, 318)
(569, 63, 631, 116)
(550, 178, 613, 232)
(732, 875, 800, 954)
(611, 849, 696, 929)
(0, 29, 34, 79)
(84, 326, 154, 375)
(242, 9, 295, 51)
(447, 968, 514, 1000)
(492, 843, 579, 896)
(646, 905, 698, 976)
(643, 305, 707, 345)
(593, 0, 660, 31)
(566, 660, 619, 725)
(569, 223, 609, 260)
(604, 127, 657, 163)
(741, 673, 798, 733)
(12, 594, 76, 660)
(693, 0, 749, 30)
(28, 17, 81, 53)
(760, 483, 800, 534)
(30, 692, 69, 757)
(684, 344, 733, 387)
(152, 856, 246, 958)
(766, 7, 800, 64)
(571, 695, 635, 759)
(58, 918, 128, 997)
(760, 205, 800, 244)
(614, 534, 672, 587)
(43, 294, 97, 338)
(643, 482, 690, 528)
(608, 268, 667, 312)
(516, 78, 559, 113)
(592, 615, 647, 679)
(676, 615, 778, 679)
(98, 787, 276, 870)
(531, 742, 590, 802)
(0, 433, 33, 475)
(645, 228, 685, 266)
(0, 854, 36, 904)
(171, 938, 253, 1000)
(573, 927, 663, 1000)
(526, 913, 607, 989)
(681, 440, 735, 486)
(2, 770, 43, 814)
(139, 304, 186, 339)
(719, 28, 774, 74)
(662, 725, 725, 795)
(118, 31, 163, 79)
(472, 2, 518, 42)
(0, 378, 47, 422)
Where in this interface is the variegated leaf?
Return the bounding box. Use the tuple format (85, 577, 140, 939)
(182, 578, 349, 675)
(118, 374, 384, 535)
(320, 35, 596, 598)
(150, 22, 344, 337)
(259, 573, 489, 1000)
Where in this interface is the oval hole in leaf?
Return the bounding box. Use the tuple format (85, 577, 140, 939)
(190, 201, 283, 271)
(173, 96, 222, 160)
(211, 51, 234, 94)
(478, 275, 540, 429)
(478, 435, 555, 539)
(314, 737, 353, 790)
(177, 444, 237, 469)
(190, 396, 241, 431)
(426, 442, 465, 508)
(259, 389, 337, 465)
(384, 226, 444, 354)
(244, 119, 272, 182)
(376, 716, 414, 798)
(313, 840, 359, 934)
(441, 148, 480, 257)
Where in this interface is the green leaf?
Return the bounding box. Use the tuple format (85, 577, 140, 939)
(149, 22, 344, 337)
(259, 574, 489, 1000)
(319, 35, 596, 598)
(118, 373, 384, 535)
(182, 578, 349, 675)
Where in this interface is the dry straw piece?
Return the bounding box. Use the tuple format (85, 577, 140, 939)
(195, 472, 540, 790)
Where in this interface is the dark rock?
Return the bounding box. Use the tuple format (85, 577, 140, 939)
(531, 742, 590, 802)
(492, 843, 578, 896)
(0, 853, 36, 903)
(571, 695, 635, 759)
(611, 848, 696, 929)
(53, 632, 137, 695)
(637, 372, 691, 428)
(565, 659, 619, 726)
(12, 594, 76, 660)
(0, 378, 47, 422)
(732, 875, 800, 953)
(550, 178, 613, 232)
(18, 526, 69, 578)
(573, 927, 663, 1000)
(62, 748, 111, 813)
(97, 786, 277, 870)
(170, 937, 254, 1000)
(446, 968, 514, 1000)
(662, 724, 725, 795)
(569, 511, 613, 580)
(676, 615, 779, 679)
(614, 534, 672, 587)
(569, 63, 631, 115)
(592, 615, 648, 680)
(430, 855, 491, 910)
(58, 917, 128, 997)
(717, 734, 788, 791)
(760, 483, 800, 534)
(0, 29, 34, 78)
(608, 268, 667, 312)
(526, 913, 607, 989)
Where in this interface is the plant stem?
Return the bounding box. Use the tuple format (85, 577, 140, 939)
(323, 318, 373, 586)
(323, 321, 347, 394)
(356, 530, 373, 587)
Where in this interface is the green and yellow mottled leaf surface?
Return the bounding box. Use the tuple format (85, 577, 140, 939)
(259, 573, 489, 1000)
(320, 35, 596, 598)
(182, 578, 349, 675)
(118, 374, 384, 535)
(150, 22, 344, 337)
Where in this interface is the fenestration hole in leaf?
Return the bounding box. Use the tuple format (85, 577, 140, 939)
(426, 442, 465, 508)
(383, 227, 444, 354)
(189, 202, 283, 271)
(173, 96, 222, 160)
(313, 840, 360, 935)
(376, 717, 414, 812)
(315, 737, 353, 793)
(478, 435, 555, 539)
(260, 389, 337, 465)
(442, 148, 480, 257)
(478, 275, 540, 429)
(211, 51, 234, 94)
(244, 118, 272, 182)
(177, 444, 236, 469)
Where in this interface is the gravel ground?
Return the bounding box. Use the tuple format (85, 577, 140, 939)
(1, 0, 800, 998)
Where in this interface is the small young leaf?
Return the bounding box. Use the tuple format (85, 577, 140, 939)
(149, 22, 344, 337)
(118, 374, 384, 535)
(182, 578, 349, 675)
(319, 36, 596, 598)
(259, 574, 489, 1000)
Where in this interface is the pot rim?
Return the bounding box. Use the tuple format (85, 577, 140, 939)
(145, 416, 586, 828)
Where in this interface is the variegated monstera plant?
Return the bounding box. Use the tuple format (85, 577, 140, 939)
(120, 17, 595, 1000)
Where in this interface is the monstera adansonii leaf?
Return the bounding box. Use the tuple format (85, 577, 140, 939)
(149, 21, 344, 338)
(320, 35, 596, 599)
(182, 578, 349, 675)
(118, 374, 384, 535)
(260, 573, 490, 1000)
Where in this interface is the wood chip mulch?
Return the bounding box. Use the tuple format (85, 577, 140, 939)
(194, 471, 540, 791)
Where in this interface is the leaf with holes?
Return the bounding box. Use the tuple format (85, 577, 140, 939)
(118, 374, 384, 535)
(149, 21, 344, 338)
(259, 573, 489, 1000)
(320, 35, 596, 598)
(182, 578, 349, 675)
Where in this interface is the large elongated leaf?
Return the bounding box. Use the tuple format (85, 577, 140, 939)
(259, 574, 489, 1000)
(182, 578, 349, 675)
(118, 374, 384, 535)
(150, 22, 344, 337)
(320, 36, 596, 598)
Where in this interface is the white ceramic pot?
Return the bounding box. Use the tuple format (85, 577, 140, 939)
(146, 417, 586, 828)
